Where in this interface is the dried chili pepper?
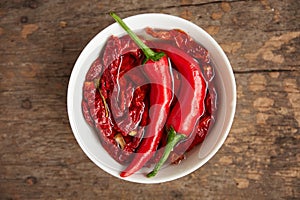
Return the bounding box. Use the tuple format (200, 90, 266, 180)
(109, 53, 136, 119)
(110, 75, 130, 119)
(86, 79, 146, 164)
(187, 114, 214, 152)
(146, 27, 210, 63)
(82, 100, 94, 127)
(110, 55, 149, 136)
(147, 43, 207, 177)
(120, 89, 150, 159)
(110, 13, 174, 178)
(82, 28, 151, 165)
(115, 85, 148, 136)
(119, 34, 143, 58)
(202, 62, 218, 115)
(83, 81, 120, 160)
(169, 114, 214, 164)
(85, 57, 103, 81)
(103, 35, 121, 68)
(106, 34, 144, 119)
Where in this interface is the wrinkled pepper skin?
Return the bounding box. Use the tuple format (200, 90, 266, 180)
(146, 27, 209, 63)
(81, 33, 150, 165)
(83, 81, 118, 160)
(115, 85, 148, 135)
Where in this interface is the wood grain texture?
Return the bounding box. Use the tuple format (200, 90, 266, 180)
(0, 0, 299, 199)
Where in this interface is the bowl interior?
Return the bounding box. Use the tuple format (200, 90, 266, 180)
(67, 13, 236, 184)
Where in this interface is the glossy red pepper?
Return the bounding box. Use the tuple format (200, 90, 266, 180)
(150, 58, 218, 166)
(147, 43, 207, 177)
(120, 57, 173, 177)
(169, 91, 214, 163)
(110, 13, 174, 178)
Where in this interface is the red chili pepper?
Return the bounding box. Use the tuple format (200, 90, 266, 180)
(149, 64, 216, 166)
(115, 85, 149, 136)
(85, 57, 103, 81)
(187, 114, 214, 151)
(169, 88, 214, 161)
(119, 34, 144, 59)
(169, 114, 214, 164)
(110, 13, 174, 178)
(83, 81, 120, 159)
(172, 69, 182, 98)
(81, 99, 94, 127)
(85, 77, 145, 164)
(164, 59, 218, 165)
(83, 32, 150, 165)
(110, 75, 130, 119)
(103, 35, 121, 68)
(147, 43, 207, 177)
(140, 99, 149, 127)
(201, 62, 218, 116)
(146, 27, 209, 63)
(109, 53, 136, 119)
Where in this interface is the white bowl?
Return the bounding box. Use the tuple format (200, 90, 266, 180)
(67, 13, 236, 184)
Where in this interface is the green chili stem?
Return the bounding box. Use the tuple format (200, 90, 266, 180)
(110, 12, 165, 62)
(147, 127, 186, 178)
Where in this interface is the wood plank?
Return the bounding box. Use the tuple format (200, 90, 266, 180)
(0, 0, 299, 199)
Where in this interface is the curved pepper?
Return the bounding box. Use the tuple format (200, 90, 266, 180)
(110, 13, 174, 178)
(145, 27, 210, 63)
(171, 62, 218, 159)
(147, 43, 207, 177)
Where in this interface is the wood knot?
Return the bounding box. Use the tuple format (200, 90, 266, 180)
(25, 176, 37, 185)
(20, 16, 28, 24)
(21, 98, 32, 109)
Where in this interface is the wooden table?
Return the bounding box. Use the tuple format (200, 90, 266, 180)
(1, 0, 299, 199)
